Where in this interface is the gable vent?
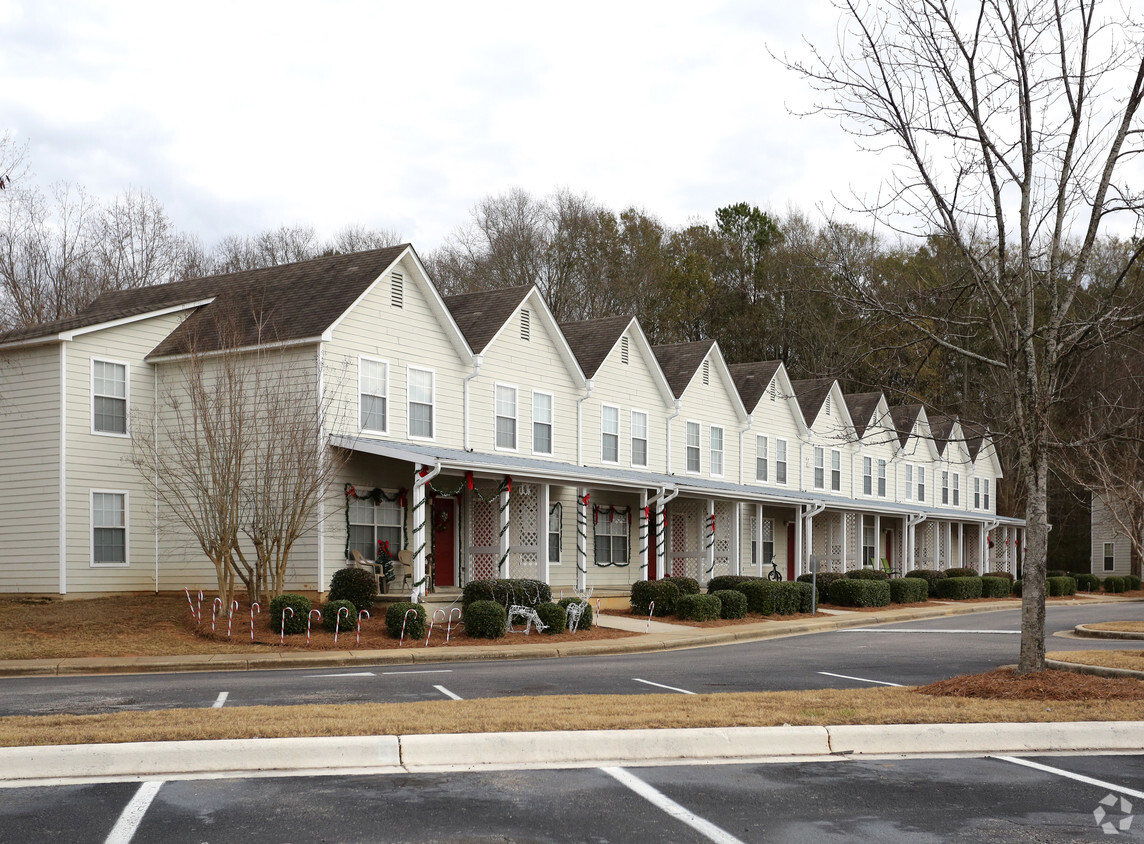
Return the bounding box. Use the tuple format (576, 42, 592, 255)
(702, 359, 710, 386)
(769, 379, 777, 401)
(824, 395, 831, 415)
(390, 272, 404, 308)
(520, 308, 531, 341)
(621, 336, 630, 365)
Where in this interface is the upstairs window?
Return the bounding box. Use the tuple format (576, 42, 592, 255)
(93, 360, 128, 435)
(710, 426, 724, 476)
(863, 456, 872, 496)
(983, 479, 991, 510)
(830, 449, 841, 492)
(775, 439, 788, 484)
(953, 473, 960, 506)
(495, 385, 517, 450)
(756, 435, 768, 482)
(813, 447, 825, 489)
(941, 470, 949, 505)
(917, 466, 926, 502)
(407, 368, 434, 439)
(877, 459, 887, 497)
(601, 405, 620, 463)
(359, 358, 387, 433)
(905, 465, 913, 501)
(631, 411, 648, 467)
(532, 392, 553, 455)
(974, 477, 981, 509)
(685, 421, 701, 473)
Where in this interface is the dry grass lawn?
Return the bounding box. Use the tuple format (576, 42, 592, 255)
(1086, 621, 1144, 633)
(1049, 650, 1144, 671)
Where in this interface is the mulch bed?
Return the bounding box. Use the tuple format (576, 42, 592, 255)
(916, 668, 1144, 701)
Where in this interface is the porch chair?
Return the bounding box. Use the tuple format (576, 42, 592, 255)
(350, 549, 386, 595)
(880, 557, 902, 578)
(394, 549, 414, 594)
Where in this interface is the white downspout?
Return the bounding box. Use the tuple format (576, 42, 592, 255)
(982, 517, 1000, 570)
(576, 379, 593, 465)
(412, 461, 442, 602)
(906, 512, 927, 571)
(154, 363, 159, 592)
(739, 415, 753, 486)
(666, 399, 681, 474)
(655, 486, 680, 579)
(59, 341, 67, 595)
(463, 355, 482, 452)
(802, 501, 826, 578)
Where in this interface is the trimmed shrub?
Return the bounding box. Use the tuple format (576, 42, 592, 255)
(906, 569, 946, 596)
(269, 593, 312, 635)
(1047, 576, 1077, 597)
(327, 566, 376, 614)
(828, 578, 891, 608)
(558, 597, 594, 629)
(797, 571, 847, 605)
(983, 570, 1015, 583)
(980, 576, 1011, 598)
(1047, 569, 1069, 579)
(385, 601, 427, 639)
(793, 580, 815, 613)
(662, 576, 700, 596)
(888, 577, 928, 604)
(1127, 575, 1142, 591)
(1012, 579, 1022, 597)
(943, 567, 979, 579)
(1071, 572, 1100, 592)
(1104, 575, 1127, 594)
(712, 589, 748, 619)
(461, 579, 552, 608)
(735, 580, 808, 615)
(676, 593, 722, 622)
(321, 599, 357, 633)
(707, 575, 759, 593)
(846, 568, 889, 581)
(631, 580, 681, 616)
(464, 600, 507, 638)
(535, 602, 566, 634)
(935, 577, 983, 600)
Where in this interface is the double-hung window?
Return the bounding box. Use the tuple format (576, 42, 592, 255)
(495, 385, 517, 450)
(348, 497, 402, 560)
(685, 421, 701, 473)
(905, 465, 913, 501)
(775, 439, 788, 484)
(601, 405, 620, 463)
(877, 459, 887, 497)
(983, 479, 991, 510)
(630, 411, 648, 467)
(91, 491, 127, 566)
(549, 505, 562, 563)
(862, 456, 872, 495)
(862, 517, 876, 567)
(359, 358, 387, 433)
(756, 435, 768, 482)
(917, 466, 926, 502)
(941, 470, 949, 505)
(830, 449, 841, 492)
(594, 512, 629, 565)
(93, 360, 128, 435)
(752, 518, 775, 566)
(953, 473, 960, 506)
(407, 367, 434, 439)
(974, 477, 981, 508)
(813, 447, 825, 489)
(532, 392, 553, 455)
(710, 426, 724, 476)
(1104, 541, 1115, 572)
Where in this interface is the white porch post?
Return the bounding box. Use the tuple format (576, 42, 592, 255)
(411, 462, 440, 603)
(755, 503, 764, 574)
(805, 511, 816, 575)
(576, 489, 588, 591)
(794, 508, 804, 578)
(731, 503, 741, 575)
(980, 522, 988, 569)
(539, 484, 551, 585)
(655, 502, 666, 580)
(498, 483, 511, 579)
(873, 514, 881, 566)
(639, 489, 649, 581)
(703, 498, 715, 586)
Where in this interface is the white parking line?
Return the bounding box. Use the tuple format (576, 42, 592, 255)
(842, 628, 1020, 634)
(995, 756, 1144, 799)
(434, 685, 463, 700)
(381, 670, 453, 675)
(305, 672, 376, 677)
(818, 671, 903, 687)
(602, 767, 745, 844)
(633, 678, 697, 695)
(211, 692, 228, 708)
(104, 780, 164, 844)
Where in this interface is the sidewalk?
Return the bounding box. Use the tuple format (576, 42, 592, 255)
(1, 596, 1137, 679)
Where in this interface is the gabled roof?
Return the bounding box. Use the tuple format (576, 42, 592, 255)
(844, 392, 883, 438)
(889, 404, 925, 448)
(961, 421, 987, 461)
(652, 340, 717, 398)
(927, 413, 957, 455)
(560, 315, 634, 378)
(790, 378, 835, 426)
(728, 360, 783, 411)
(441, 286, 533, 355)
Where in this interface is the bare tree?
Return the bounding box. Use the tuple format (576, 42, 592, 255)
(781, 0, 1144, 672)
(328, 224, 403, 254)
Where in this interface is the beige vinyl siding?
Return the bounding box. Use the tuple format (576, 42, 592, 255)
(744, 374, 804, 492)
(0, 344, 62, 592)
(1090, 493, 1133, 577)
(668, 356, 743, 482)
(803, 388, 852, 496)
(855, 413, 898, 505)
(325, 254, 469, 449)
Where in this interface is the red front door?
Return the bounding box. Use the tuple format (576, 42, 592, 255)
(787, 522, 796, 580)
(432, 499, 456, 587)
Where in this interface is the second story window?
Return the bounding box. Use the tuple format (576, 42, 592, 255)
(601, 405, 620, 463)
(495, 385, 517, 450)
(830, 449, 841, 491)
(813, 446, 825, 489)
(877, 459, 887, 497)
(685, 421, 701, 473)
(974, 477, 981, 508)
(359, 358, 387, 433)
(532, 392, 553, 455)
(984, 478, 991, 510)
(917, 466, 926, 502)
(905, 464, 913, 501)
(953, 473, 960, 506)
(93, 360, 128, 435)
(407, 368, 434, 439)
(775, 439, 788, 484)
(941, 470, 949, 505)
(631, 411, 648, 467)
(710, 426, 724, 476)
(863, 456, 872, 495)
(756, 435, 768, 482)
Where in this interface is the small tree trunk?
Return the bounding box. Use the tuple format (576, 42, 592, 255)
(1017, 452, 1049, 673)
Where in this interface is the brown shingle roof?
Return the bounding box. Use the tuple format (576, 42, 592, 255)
(728, 361, 782, 411)
(889, 404, 924, 447)
(844, 392, 883, 438)
(927, 413, 958, 455)
(652, 340, 716, 398)
(790, 378, 835, 425)
(441, 286, 533, 354)
(961, 421, 987, 460)
(560, 315, 633, 378)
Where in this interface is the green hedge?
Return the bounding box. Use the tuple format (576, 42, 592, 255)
(385, 602, 427, 639)
(935, 576, 983, 600)
(712, 589, 748, 619)
(1012, 579, 1022, 597)
(707, 575, 759, 593)
(905, 569, 946, 597)
(846, 568, 889, 581)
(980, 576, 1012, 598)
(828, 578, 891, 607)
(734, 580, 811, 615)
(662, 576, 700, 595)
(1128, 575, 1142, 591)
(797, 572, 847, 605)
(269, 593, 312, 635)
(322, 599, 357, 633)
(1104, 575, 1127, 593)
(1047, 576, 1077, 596)
(327, 566, 376, 613)
(676, 593, 723, 621)
(1072, 572, 1100, 592)
(888, 577, 928, 604)
(631, 580, 681, 616)
(1047, 569, 1069, 579)
(461, 579, 552, 608)
(535, 602, 566, 634)
(983, 570, 1015, 582)
(558, 597, 594, 629)
(944, 567, 979, 579)
(463, 600, 507, 638)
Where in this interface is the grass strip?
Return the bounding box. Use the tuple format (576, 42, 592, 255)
(1049, 650, 1144, 671)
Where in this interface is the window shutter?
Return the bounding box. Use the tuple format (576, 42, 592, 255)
(390, 273, 404, 308)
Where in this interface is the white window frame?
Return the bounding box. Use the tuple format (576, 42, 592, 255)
(594, 510, 630, 565)
(685, 420, 701, 474)
(861, 516, 876, 567)
(917, 465, 926, 502)
(813, 446, 825, 490)
(407, 365, 435, 441)
(862, 456, 872, 496)
(91, 358, 130, 437)
(494, 383, 518, 451)
(941, 469, 949, 505)
(710, 425, 725, 477)
(775, 438, 788, 485)
(630, 410, 648, 468)
(905, 464, 914, 501)
(752, 517, 775, 566)
(953, 473, 960, 506)
(756, 434, 768, 483)
(532, 390, 554, 456)
(974, 477, 981, 509)
(90, 489, 129, 567)
(1104, 541, 1115, 572)
(983, 478, 990, 510)
(601, 404, 621, 464)
(877, 459, 887, 497)
(549, 503, 562, 564)
(830, 449, 841, 492)
(347, 495, 403, 559)
(358, 356, 389, 435)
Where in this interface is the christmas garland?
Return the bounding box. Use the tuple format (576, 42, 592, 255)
(343, 483, 409, 563)
(593, 504, 632, 568)
(704, 512, 717, 576)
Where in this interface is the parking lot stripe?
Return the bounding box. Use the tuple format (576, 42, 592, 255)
(994, 756, 1144, 799)
(818, 671, 903, 687)
(211, 692, 228, 708)
(381, 670, 453, 675)
(602, 767, 745, 844)
(104, 780, 164, 844)
(841, 628, 1020, 634)
(633, 678, 697, 695)
(434, 685, 463, 700)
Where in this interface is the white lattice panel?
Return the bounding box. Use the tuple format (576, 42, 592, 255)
(917, 523, 935, 566)
(894, 530, 904, 571)
(670, 500, 700, 579)
(937, 523, 948, 568)
(844, 512, 858, 571)
(711, 501, 733, 578)
(509, 483, 540, 579)
(748, 508, 759, 573)
(467, 493, 497, 581)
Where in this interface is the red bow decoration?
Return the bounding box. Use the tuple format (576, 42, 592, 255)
(466, 472, 474, 490)
(505, 476, 512, 494)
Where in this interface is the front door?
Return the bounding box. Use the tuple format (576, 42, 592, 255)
(787, 522, 796, 580)
(432, 499, 456, 588)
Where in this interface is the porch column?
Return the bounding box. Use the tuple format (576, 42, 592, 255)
(731, 502, 741, 575)
(639, 489, 649, 581)
(755, 503, 764, 574)
(411, 466, 428, 602)
(958, 522, 965, 569)
(805, 510, 816, 576)
(873, 514, 881, 567)
(655, 502, 667, 580)
(575, 488, 588, 591)
(906, 519, 914, 570)
(498, 484, 511, 579)
(980, 523, 988, 569)
(794, 508, 803, 578)
(539, 484, 551, 585)
(703, 498, 715, 587)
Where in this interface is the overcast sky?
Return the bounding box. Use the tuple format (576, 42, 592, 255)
(3, 0, 882, 250)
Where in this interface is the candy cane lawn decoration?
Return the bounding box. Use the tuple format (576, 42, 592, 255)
(226, 600, 239, 638)
(197, 591, 204, 624)
(307, 609, 322, 646)
(211, 598, 223, 633)
(399, 608, 418, 646)
(280, 606, 294, 645)
(249, 603, 260, 641)
(184, 588, 196, 619)
(356, 610, 370, 645)
(646, 601, 654, 633)
(426, 609, 446, 646)
(333, 605, 350, 644)
(447, 607, 462, 642)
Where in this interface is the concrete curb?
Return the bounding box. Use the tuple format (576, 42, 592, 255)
(1046, 658, 1144, 680)
(1074, 623, 1144, 641)
(4, 721, 1144, 784)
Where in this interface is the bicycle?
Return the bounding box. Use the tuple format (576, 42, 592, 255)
(767, 555, 783, 582)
